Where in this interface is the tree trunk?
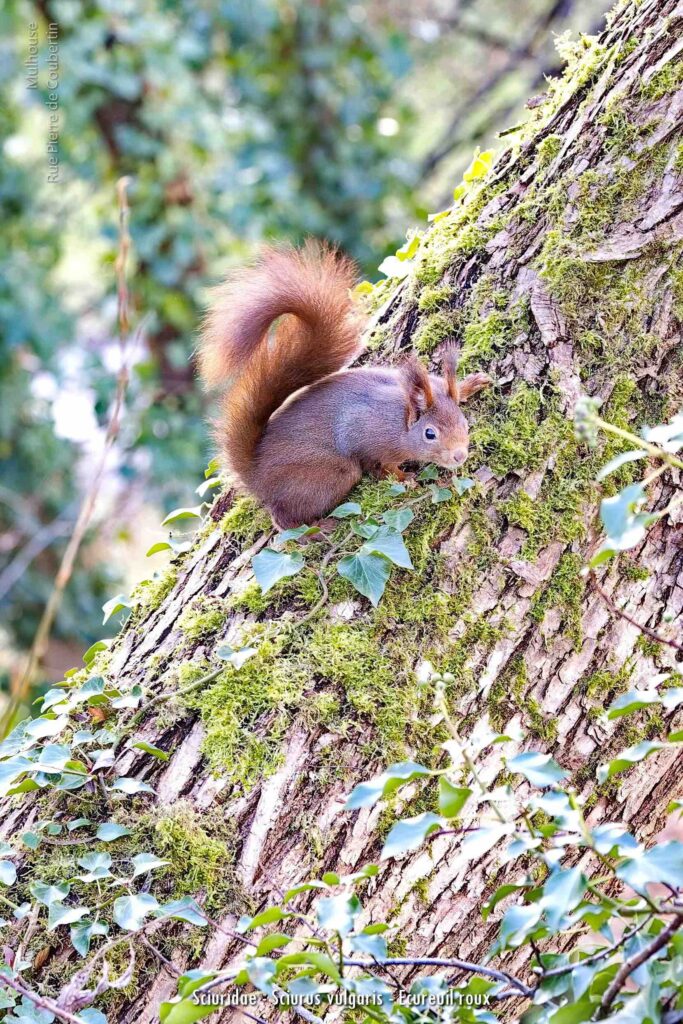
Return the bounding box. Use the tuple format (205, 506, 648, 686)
(2, 1, 682, 1020)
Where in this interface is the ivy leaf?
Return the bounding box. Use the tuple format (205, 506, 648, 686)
(361, 526, 412, 568)
(381, 507, 414, 533)
(111, 685, 143, 710)
(0, 756, 32, 797)
(0, 861, 16, 886)
(30, 880, 70, 905)
(113, 892, 160, 931)
(102, 594, 134, 624)
(349, 931, 388, 958)
(540, 867, 586, 929)
(599, 483, 654, 552)
(255, 932, 292, 956)
(83, 640, 109, 666)
(90, 748, 116, 771)
(429, 484, 452, 503)
(330, 501, 362, 518)
(438, 778, 472, 818)
(154, 897, 207, 926)
(463, 147, 495, 181)
(597, 741, 665, 783)
(159, 997, 216, 1024)
(96, 822, 132, 842)
(161, 505, 203, 526)
(110, 777, 155, 795)
(273, 525, 318, 547)
(76, 853, 112, 882)
(40, 688, 69, 712)
(246, 956, 277, 996)
(498, 902, 543, 949)
(378, 254, 412, 279)
(71, 920, 109, 957)
(507, 751, 567, 787)
(617, 841, 683, 893)
(452, 477, 475, 496)
(596, 449, 647, 481)
(131, 852, 170, 877)
(337, 551, 391, 606)
(24, 715, 69, 741)
(381, 812, 442, 860)
(215, 643, 257, 669)
(251, 548, 305, 593)
(482, 883, 527, 922)
(461, 823, 514, 860)
(607, 688, 662, 718)
(237, 906, 287, 931)
(48, 903, 91, 930)
(132, 741, 169, 761)
(417, 464, 439, 480)
(316, 894, 361, 936)
(146, 541, 174, 556)
(345, 761, 433, 810)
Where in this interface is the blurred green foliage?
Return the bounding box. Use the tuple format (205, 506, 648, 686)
(0, 0, 417, 664)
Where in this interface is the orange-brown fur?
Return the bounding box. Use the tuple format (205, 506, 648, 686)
(199, 242, 490, 528)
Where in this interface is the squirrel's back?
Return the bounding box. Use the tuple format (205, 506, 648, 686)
(198, 241, 362, 488)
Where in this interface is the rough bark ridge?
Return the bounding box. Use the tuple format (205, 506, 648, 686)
(2, 1, 683, 1020)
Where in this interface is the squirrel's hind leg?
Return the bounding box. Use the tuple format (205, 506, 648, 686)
(267, 458, 361, 530)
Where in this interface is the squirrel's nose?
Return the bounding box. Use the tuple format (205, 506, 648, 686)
(452, 448, 468, 465)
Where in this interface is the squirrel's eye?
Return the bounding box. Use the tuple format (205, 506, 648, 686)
(424, 427, 437, 441)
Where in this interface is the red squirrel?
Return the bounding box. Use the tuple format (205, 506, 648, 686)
(199, 241, 491, 529)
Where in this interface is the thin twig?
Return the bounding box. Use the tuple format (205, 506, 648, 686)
(591, 573, 682, 651)
(141, 936, 180, 977)
(0, 974, 86, 1024)
(541, 915, 652, 979)
(340, 957, 532, 996)
(0, 177, 134, 738)
(597, 914, 683, 1017)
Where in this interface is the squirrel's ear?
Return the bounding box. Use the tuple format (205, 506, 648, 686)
(403, 357, 433, 426)
(441, 345, 460, 402)
(458, 371, 493, 404)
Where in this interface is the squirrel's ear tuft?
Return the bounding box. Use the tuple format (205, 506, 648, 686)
(403, 357, 433, 426)
(441, 345, 460, 402)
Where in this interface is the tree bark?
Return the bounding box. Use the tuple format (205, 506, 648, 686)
(2, 1, 683, 1021)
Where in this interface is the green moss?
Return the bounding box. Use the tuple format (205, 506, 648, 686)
(151, 801, 242, 916)
(537, 133, 562, 168)
(675, 142, 683, 174)
(414, 311, 461, 356)
(641, 58, 683, 101)
(227, 582, 271, 614)
(469, 383, 549, 476)
(619, 561, 650, 583)
(417, 284, 453, 313)
(220, 495, 272, 543)
(307, 624, 420, 760)
(635, 634, 661, 658)
(178, 595, 228, 640)
(488, 658, 557, 741)
(185, 637, 306, 789)
(582, 662, 633, 708)
(530, 553, 584, 650)
(134, 566, 178, 612)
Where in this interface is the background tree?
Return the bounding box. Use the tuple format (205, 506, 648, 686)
(0, 0, 681, 1019)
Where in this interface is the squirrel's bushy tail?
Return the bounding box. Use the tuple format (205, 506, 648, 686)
(199, 241, 361, 487)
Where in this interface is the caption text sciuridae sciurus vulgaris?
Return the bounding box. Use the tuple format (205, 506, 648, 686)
(198, 242, 491, 529)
